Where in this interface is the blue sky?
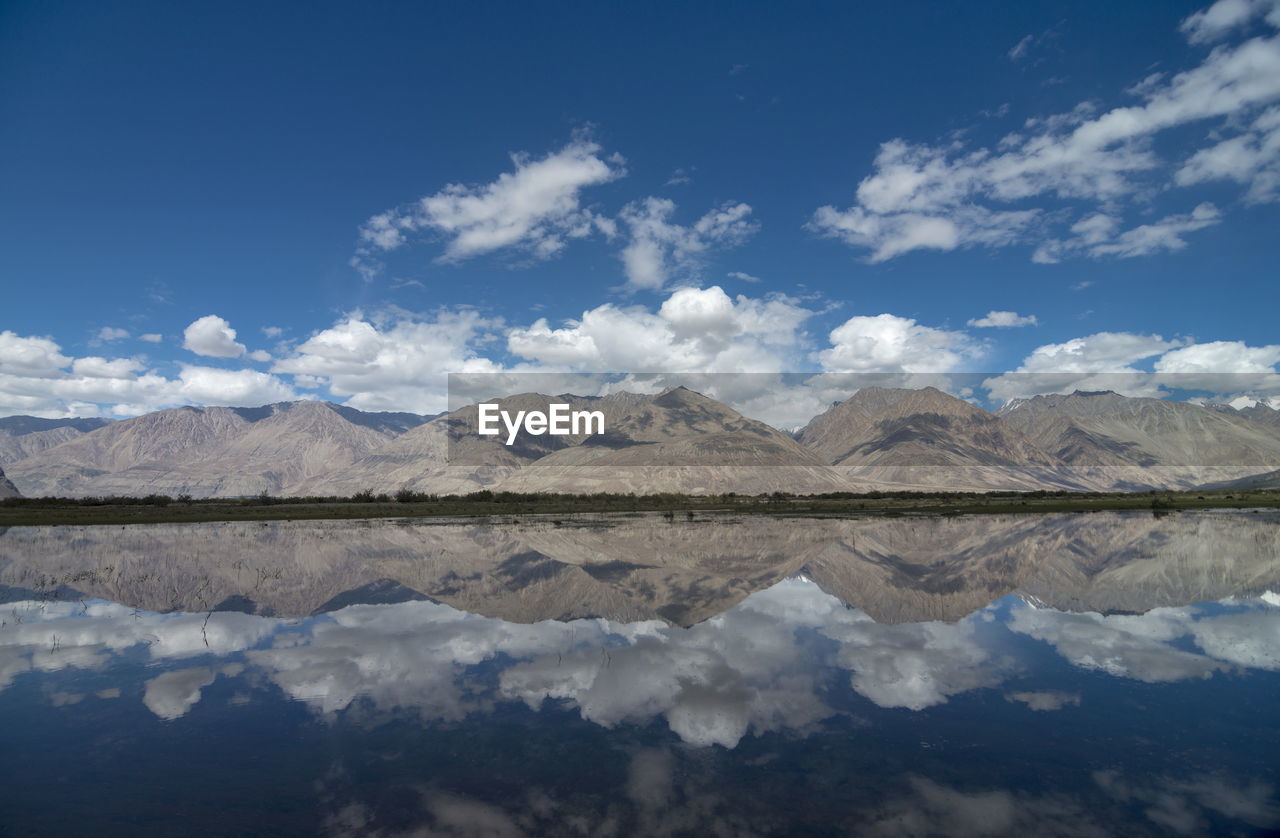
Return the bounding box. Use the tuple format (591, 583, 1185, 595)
(2, 0, 1279, 423)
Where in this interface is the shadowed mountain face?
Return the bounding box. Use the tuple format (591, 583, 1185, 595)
(799, 387, 1057, 468)
(0, 466, 18, 498)
(2, 510, 1275, 625)
(796, 387, 1100, 492)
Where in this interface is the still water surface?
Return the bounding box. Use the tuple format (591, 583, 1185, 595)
(1, 510, 1278, 836)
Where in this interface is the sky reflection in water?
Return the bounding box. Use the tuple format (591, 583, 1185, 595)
(0, 510, 1277, 836)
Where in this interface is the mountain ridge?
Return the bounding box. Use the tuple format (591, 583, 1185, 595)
(3, 388, 1279, 497)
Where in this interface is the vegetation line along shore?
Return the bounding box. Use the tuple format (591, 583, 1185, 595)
(2, 488, 1278, 527)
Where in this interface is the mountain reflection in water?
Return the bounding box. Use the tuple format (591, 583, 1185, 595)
(0, 510, 1277, 836)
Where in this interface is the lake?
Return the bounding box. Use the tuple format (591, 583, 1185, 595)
(1, 510, 1278, 836)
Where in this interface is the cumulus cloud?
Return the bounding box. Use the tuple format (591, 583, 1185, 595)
(0, 331, 71, 376)
(811, 7, 1280, 262)
(508, 286, 813, 373)
(139, 333, 163, 343)
(272, 310, 501, 413)
(1010, 332, 1179, 374)
(143, 668, 217, 720)
(182, 315, 246, 358)
(968, 311, 1039, 328)
(1155, 340, 1280, 373)
(618, 198, 759, 290)
(352, 138, 624, 278)
(819, 314, 983, 373)
(174, 365, 296, 406)
(70, 357, 144, 379)
(983, 331, 1280, 402)
(0, 328, 297, 418)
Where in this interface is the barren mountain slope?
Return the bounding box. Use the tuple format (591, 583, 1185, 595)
(6, 402, 429, 497)
(5, 406, 254, 496)
(998, 390, 1280, 488)
(493, 387, 849, 494)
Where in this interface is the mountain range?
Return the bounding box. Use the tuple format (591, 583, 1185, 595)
(3, 510, 1276, 624)
(2, 387, 1279, 497)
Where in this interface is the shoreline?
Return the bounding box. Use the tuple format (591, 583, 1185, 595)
(2, 489, 1278, 527)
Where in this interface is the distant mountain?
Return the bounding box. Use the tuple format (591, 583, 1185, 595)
(495, 387, 847, 495)
(305, 387, 849, 496)
(1237, 402, 1280, 428)
(0, 416, 113, 436)
(6, 387, 1280, 497)
(799, 387, 1061, 468)
(997, 390, 1280, 488)
(0, 416, 114, 466)
(795, 386, 1097, 491)
(4, 401, 432, 497)
(1198, 468, 1280, 491)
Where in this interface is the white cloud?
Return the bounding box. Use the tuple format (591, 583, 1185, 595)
(508, 285, 813, 373)
(0, 328, 298, 417)
(1005, 690, 1081, 711)
(261, 326, 283, 338)
(182, 315, 246, 358)
(982, 331, 1181, 401)
(174, 365, 296, 406)
(811, 13, 1280, 262)
(666, 167, 693, 186)
(1181, 0, 1280, 44)
(1154, 340, 1280, 373)
(1013, 332, 1180, 373)
(70, 357, 144, 379)
(1034, 203, 1223, 263)
(139, 333, 163, 343)
(1176, 105, 1280, 202)
(95, 326, 129, 343)
(983, 331, 1280, 402)
(1008, 34, 1034, 61)
(618, 198, 759, 290)
(352, 138, 624, 277)
(272, 310, 501, 413)
(0, 331, 72, 376)
(727, 270, 762, 283)
(143, 668, 217, 720)
(247, 349, 272, 363)
(968, 311, 1039, 328)
(819, 314, 983, 373)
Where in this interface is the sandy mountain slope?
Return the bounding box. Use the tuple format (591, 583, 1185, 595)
(998, 390, 1280, 489)
(5, 402, 428, 497)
